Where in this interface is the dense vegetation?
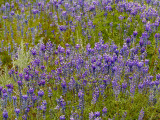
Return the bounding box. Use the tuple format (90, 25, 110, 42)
(0, 0, 160, 119)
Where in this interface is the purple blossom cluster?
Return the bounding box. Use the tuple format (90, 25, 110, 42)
(0, 34, 159, 119)
(1, 0, 160, 119)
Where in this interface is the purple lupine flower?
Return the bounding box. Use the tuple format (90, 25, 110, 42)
(0, 86, 3, 97)
(40, 44, 46, 52)
(156, 74, 160, 80)
(121, 111, 127, 120)
(155, 80, 160, 87)
(149, 81, 155, 89)
(10, 11, 15, 16)
(19, 73, 23, 80)
(2, 88, 7, 93)
(2, 16, 8, 19)
(17, 81, 23, 86)
(158, 48, 160, 58)
(34, 59, 41, 67)
(48, 87, 52, 98)
(102, 107, 107, 114)
(3, 92, 8, 108)
(146, 0, 151, 4)
(119, 15, 124, 21)
(126, 37, 131, 44)
(32, 95, 37, 104)
(155, 33, 159, 48)
(75, 44, 80, 50)
(7, 88, 13, 102)
(40, 65, 45, 71)
(31, 48, 37, 56)
(29, 88, 34, 95)
(38, 89, 44, 97)
(3, 92, 8, 98)
(3, 110, 8, 120)
(94, 111, 100, 118)
(130, 85, 136, 98)
(22, 95, 28, 110)
(8, 69, 14, 77)
(40, 79, 46, 86)
(6, 84, 13, 89)
(11, 3, 14, 8)
(22, 95, 28, 101)
(133, 31, 138, 37)
(61, 80, 67, 94)
(138, 108, 144, 120)
(138, 83, 144, 93)
(24, 74, 29, 81)
(22, 115, 27, 120)
(89, 5, 95, 11)
(59, 25, 67, 31)
(149, 91, 154, 103)
(21, 8, 25, 13)
(60, 115, 65, 120)
(141, 47, 145, 53)
(89, 112, 94, 120)
(12, 96, 17, 107)
(15, 108, 20, 118)
(78, 89, 84, 99)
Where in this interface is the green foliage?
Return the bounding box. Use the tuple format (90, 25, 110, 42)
(12, 40, 31, 73)
(1, 0, 160, 119)
(0, 51, 12, 68)
(0, 66, 12, 85)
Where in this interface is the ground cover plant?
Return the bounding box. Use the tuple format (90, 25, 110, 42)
(1, 0, 160, 119)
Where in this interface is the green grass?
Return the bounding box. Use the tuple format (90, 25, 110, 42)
(1, 0, 160, 119)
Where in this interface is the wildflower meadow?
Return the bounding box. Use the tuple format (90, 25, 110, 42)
(1, 0, 160, 119)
